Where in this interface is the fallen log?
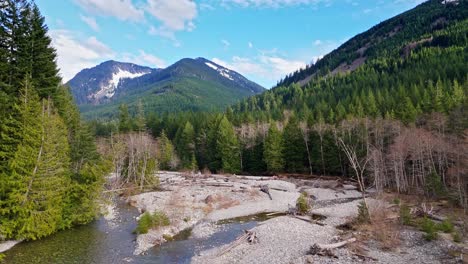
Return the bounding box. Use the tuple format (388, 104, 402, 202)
(317, 238, 357, 250)
(292, 215, 326, 226)
(309, 238, 356, 258)
(217, 230, 258, 257)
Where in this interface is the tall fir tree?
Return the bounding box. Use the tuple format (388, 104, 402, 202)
(282, 116, 306, 173)
(118, 104, 131, 133)
(179, 121, 195, 168)
(263, 123, 284, 173)
(216, 116, 240, 174)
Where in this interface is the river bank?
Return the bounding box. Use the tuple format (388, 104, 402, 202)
(130, 171, 466, 264)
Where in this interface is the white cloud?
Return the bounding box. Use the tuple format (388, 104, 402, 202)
(74, 0, 144, 21)
(80, 15, 99, 31)
(261, 56, 306, 76)
(220, 0, 329, 8)
(121, 50, 167, 69)
(313, 39, 322, 46)
(248, 42, 253, 48)
(212, 53, 307, 87)
(50, 30, 115, 81)
(145, 0, 197, 31)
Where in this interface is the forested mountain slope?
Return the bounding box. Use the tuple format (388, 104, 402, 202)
(69, 58, 265, 119)
(277, 0, 467, 87)
(231, 0, 467, 125)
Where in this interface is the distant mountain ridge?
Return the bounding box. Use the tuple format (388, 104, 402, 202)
(277, 0, 466, 88)
(69, 61, 157, 105)
(67, 58, 265, 118)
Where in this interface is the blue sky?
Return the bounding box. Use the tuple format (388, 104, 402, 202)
(36, 0, 426, 88)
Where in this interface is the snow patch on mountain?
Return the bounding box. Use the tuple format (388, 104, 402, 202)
(90, 68, 150, 100)
(205, 62, 234, 81)
(205, 62, 218, 71)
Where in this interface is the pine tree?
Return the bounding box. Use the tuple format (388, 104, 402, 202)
(0, 77, 42, 239)
(25, 4, 61, 98)
(216, 116, 240, 174)
(118, 104, 131, 133)
(179, 121, 195, 168)
(135, 100, 146, 132)
(264, 123, 284, 173)
(19, 99, 71, 240)
(283, 116, 306, 173)
(158, 130, 176, 170)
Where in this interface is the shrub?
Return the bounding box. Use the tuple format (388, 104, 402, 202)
(425, 171, 446, 198)
(452, 232, 462, 243)
(393, 198, 401, 205)
(135, 212, 153, 234)
(152, 211, 170, 227)
(296, 193, 311, 215)
(356, 201, 370, 224)
(437, 219, 454, 233)
(399, 204, 412, 225)
(420, 217, 438, 241)
(134, 211, 171, 234)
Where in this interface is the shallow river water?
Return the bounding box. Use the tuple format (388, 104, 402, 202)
(4, 200, 258, 264)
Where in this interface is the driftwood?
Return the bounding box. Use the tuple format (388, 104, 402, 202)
(260, 185, 272, 200)
(413, 203, 464, 226)
(217, 230, 258, 257)
(317, 238, 357, 249)
(292, 215, 326, 226)
(309, 238, 357, 258)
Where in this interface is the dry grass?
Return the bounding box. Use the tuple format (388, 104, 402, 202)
(356, 200, 401, 250)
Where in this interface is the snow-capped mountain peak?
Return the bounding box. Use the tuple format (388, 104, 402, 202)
(205, 62, 234, 81)
(91, 68, 150, 100)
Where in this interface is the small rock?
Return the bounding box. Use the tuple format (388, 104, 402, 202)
(205, 195, 215, 204)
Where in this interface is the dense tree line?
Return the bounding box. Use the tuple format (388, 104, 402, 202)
(0, 0, 108, 241)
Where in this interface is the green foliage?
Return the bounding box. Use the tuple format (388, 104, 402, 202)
(420, 217, 438, 241)
(356, 201, 371, 224)
(263, 124, 284, 173)
(157, 130, 176, 170)
(216, 116, 240, 173)
(178, 121, 196, 168)
(425, 171, 446, 198)
(283, 117, 306, 173)
(118, 104, 131, 133)
(399, 204, 412, 225)
(134, 211, 170, 234)
(437, 219, 454, 233)
(135, 212, 153, 234)
(296, 193, 311, 215)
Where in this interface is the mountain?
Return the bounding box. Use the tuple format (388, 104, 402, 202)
(69, 60, 157, 105)
(68, 58, 265, 118)
(232, 0, 467, 124)
(277, 0, 466, 87)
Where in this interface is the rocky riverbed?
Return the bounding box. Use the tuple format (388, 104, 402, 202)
(128, 172, 465, 264)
